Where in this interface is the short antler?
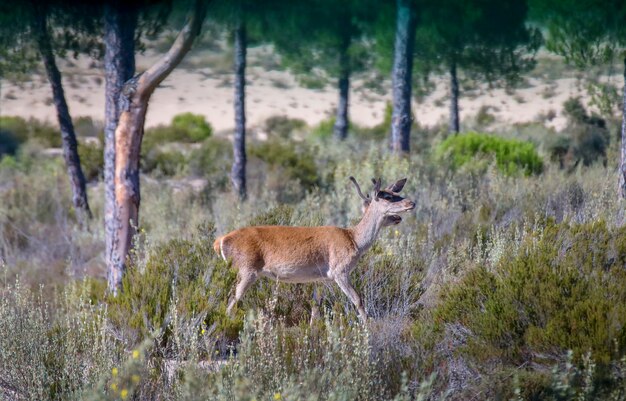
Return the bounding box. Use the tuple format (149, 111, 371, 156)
(372, 178, 382, 198)
(349, 176, 370, 201)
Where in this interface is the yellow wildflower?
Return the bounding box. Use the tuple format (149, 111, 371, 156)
(112, 367, 118, 377)
(110, 383, 118, 392)
(273, 393, 282, 400)
(132, 374, 140, 384)
(121, 389, 129, 399)
(132, 350, 140, 359)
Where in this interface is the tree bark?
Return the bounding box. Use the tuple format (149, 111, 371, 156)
(33, 6, 91, 219)
(390, 0, 417, 154)
(619, 57, 626, 198)
(231, 21, 247, 201)
(108, 0, 206, 294)
(449, 59, 460, 134)
(333, 37, 351, 140)
(104, 3, 137, 294)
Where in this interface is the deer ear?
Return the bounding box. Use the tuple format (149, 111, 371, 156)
(386, 178, 407, 193)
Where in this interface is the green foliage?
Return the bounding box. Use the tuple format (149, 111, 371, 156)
(141, 114, 215, 177)
(436, 132, 543, 176)
(108, 235, 240, 344)
(247, 204, 294, 226)
(547, 97, 610, 168)
(143, 113, 213, 155)
(77, 142, 103, 181)
(142, 149, 187, 177)
(249, 139, 320, 192)
(475, 105, 497, 127)
(0, 116, 61, 148)
(171, 112, 213, 142)
(437, 220, 626, 365)
(263, 115, 307, 139)
(188, 137, 232, 177)
(310, 116, 336, 140)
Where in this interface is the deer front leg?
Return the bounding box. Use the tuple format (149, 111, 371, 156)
(226, 271, 258, 316)
(334, 275, 367, 323)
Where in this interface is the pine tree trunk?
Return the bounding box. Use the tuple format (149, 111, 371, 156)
(334, 38, 350, 140)
(449, 60, 460, 134)
(231, 22, 247, 201)
(390, 0, 417, 154)
(33, 7, 91, 219)
(107, 0, 206, 294)
(103, 3, 138, 294)
(619, 57, 626, 198)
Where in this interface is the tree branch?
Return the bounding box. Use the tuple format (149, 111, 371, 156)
(136, 0, 207, 99)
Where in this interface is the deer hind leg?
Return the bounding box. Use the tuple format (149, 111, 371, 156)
(334, 275, 367, 323)
(309, 286, 322, 326)
(226, 271, 258, 316)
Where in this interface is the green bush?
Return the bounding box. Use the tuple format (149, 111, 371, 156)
(0, 116, 61, 148)
(108, 234, 240, 344)
(188, 137, 232, 177)
(436, 220, 626, 364)
(263, 115, 307, 139)
(143, 113, 213, 157)
(171, 112, 213, 142)
(77, 142, 103, 181)
(550, 97, 610, 168)
(436, 131, 543, 176)
(142, 148, 187, 177)
(249, 139, 320, 192)
(310, 116, 336, 139)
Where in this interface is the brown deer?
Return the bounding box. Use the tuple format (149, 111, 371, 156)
(213, 177, 415, 322)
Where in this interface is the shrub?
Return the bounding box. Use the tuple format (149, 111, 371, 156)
(0, 281, 119, 400)
(141, 148, 187, 177)
(249, 139, 320, 193)
(143, 113, 213, 157)
(108, 234, 240, 345)
(0, 116, 61, 148)
(436, 131, 543, 176)
(263, 115, 307, 139)
(310, 116, 336, 139)
(171, 112, 213, 142)
(188, 137, 232, 177)
(77, 142, 103, 181)
(436, 220, 626, 365)
(550, 97, 610, 168)
(73, 116, 103, 138)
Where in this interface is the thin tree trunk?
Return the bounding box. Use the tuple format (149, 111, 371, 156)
(619, 57, 626, 198)
(390, 0, 417, 154)
(449, 60, 460, 134)
(231, 21, 247, 201)
(104, 2, 138, 294)
(108, 0, 206, 294)
(334, 37, 351, 140)
(33, 7, 91, 219)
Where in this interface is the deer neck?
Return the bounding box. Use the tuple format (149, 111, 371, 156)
(350, 206, 385, 253)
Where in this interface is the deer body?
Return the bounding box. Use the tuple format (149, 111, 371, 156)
(214, 177, 415, 322)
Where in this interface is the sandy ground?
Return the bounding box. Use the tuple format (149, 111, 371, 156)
(0, 44, 607, 133)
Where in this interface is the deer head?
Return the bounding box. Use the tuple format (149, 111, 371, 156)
(349, 176, 415, 226)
